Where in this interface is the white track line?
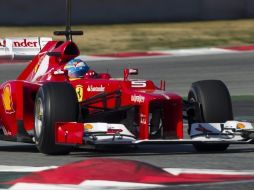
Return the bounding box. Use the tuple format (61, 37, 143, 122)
(164, 168, 254, 176)
(1, 165, 254, 176)
(9, 181, 163, 190)
(0, 165, 57, 172)
(160, 47, 234, 56)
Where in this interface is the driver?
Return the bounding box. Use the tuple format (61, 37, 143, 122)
(64, 58, 90, 78)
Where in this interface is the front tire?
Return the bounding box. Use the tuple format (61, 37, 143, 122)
(188, 80, 233, 152)
(34, 83, 78, 155)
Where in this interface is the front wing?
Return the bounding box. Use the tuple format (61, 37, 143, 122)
(55, 121, 254, 147)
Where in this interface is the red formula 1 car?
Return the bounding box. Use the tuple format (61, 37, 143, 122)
(1, 0, 254, 155)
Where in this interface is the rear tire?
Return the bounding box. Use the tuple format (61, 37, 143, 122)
(188, 80, 233, 152)
(34, 82, 78, 155)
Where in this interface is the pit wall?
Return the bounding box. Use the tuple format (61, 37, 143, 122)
(0, 0, 253, 25)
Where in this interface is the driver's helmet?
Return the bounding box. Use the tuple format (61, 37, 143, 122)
(64, 59, 90, 78)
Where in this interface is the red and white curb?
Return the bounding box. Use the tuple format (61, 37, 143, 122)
(80, 45, 254, 61)
(1, 158, 254, 189)
(2, 45, 254, 63)
(1, 165, 254, 177)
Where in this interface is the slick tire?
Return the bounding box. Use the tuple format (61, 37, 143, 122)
(34, 82, 78, 155)
(188, 80, 233, 152)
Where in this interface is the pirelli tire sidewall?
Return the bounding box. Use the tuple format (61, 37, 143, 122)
(34, 82, 78, 155)
(188, 80, 233, 152)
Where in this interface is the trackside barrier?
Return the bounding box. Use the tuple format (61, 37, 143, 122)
(0, 37, 52, 60)
(0, 0, 253, 25)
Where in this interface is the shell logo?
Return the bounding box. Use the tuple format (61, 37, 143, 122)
(84, 124, 93, 130)
(75, 85, 83, 102)
(236, 123, 245, 129)
(1, 84, 15, 114)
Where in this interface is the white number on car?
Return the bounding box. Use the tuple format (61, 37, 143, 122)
(131, 80, 146, 88)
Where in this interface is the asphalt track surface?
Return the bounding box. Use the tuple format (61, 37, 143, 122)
(1, 52, 254, 189)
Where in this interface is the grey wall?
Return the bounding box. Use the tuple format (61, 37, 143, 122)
(0, 0, 253, 25)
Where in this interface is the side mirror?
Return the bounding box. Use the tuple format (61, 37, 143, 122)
(124, 68, 138, 80)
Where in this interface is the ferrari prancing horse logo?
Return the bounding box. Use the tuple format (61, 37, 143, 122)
(75, 85, 83, 102)
(1, 84, 15, 114)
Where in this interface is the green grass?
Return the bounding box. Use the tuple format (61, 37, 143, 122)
(1, 19, 254, 54)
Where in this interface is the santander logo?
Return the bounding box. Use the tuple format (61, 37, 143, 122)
(1, 38, 40, 48)
(87, 85, 105, 92)
(12, 39, 38, 48)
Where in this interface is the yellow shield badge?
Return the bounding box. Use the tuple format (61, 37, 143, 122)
(75, 85, 83, 102)
(1, 84, 15, 114)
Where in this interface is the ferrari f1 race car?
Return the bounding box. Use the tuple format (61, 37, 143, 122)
(1, 1, 254, 155)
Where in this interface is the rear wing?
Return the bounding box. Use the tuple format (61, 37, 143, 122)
(0, 37, 52, 61)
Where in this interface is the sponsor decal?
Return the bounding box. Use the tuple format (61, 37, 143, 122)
(131, 80, 146, 88)
(84, 124, 93, 131)
(0, 39, 6, 47)
(131, 94, 145, 103)
(12, 39, 38, 48)
(75, 85, 83, 102)
(236, 122, 245, 129)
(87, 85, 105, 92)
(140, 113, 147, 124)
(1, 84, 15, 114)
(107, 128, 123, 134)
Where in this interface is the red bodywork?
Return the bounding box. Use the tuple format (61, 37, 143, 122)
(0, 40, 183, 145)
